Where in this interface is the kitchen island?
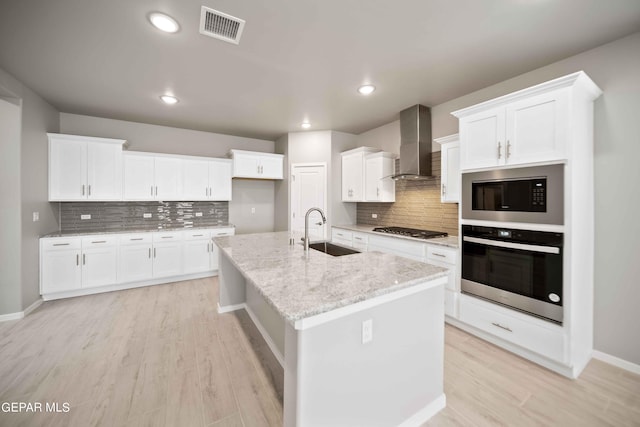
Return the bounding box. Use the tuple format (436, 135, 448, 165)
(215, 231, 449, 427)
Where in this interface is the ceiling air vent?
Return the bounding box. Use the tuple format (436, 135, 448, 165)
(199, 6, 245, 45)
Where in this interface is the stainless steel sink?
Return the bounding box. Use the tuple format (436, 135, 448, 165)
(308, 242, 360, 257)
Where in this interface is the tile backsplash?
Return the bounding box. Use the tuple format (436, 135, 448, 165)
(59, 201, 229, 233)
(356, 156, 459, 236)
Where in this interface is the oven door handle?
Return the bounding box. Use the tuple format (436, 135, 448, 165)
(463, 236, 560, 254)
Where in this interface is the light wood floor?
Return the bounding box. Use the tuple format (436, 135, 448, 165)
(0, 278, 638, 427)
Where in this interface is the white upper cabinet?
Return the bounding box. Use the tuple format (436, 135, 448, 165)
(182, 158, 232, 201)
(48, 133, 125, 201)
(230, 149, 284, 180)
(341, 147, 381, 202)
(434, 134, 460, 203)
(365, 152, 396, 202)
(123, 153, 183, 201)
(453, 75, 579, 171)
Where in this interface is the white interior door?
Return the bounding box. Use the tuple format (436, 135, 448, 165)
(291, 164, 327, 240)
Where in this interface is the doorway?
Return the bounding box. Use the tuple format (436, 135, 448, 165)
(290, 163, 327, 240)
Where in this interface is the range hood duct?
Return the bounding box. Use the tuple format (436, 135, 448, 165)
(392, 104, 434, 180)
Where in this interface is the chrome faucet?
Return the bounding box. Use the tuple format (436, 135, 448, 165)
(304, 207, 327, 252)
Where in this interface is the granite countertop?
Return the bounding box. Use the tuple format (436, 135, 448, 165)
(215, 231, 448, 324)
(41, 224, 235, 238)
(333, 224, 459, 248)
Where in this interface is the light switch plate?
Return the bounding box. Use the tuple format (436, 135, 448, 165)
(372, 213, 378, 218)
(80, 214, 91, 220)
(32, 212, 39, 222)
(362, 319, 373, 344)
(143, 213, 152, 219)
(195, 212, 203, 217)
(251, 207, 256, 214)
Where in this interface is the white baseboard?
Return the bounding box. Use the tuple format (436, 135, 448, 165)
(592, 350, 640, 375)
(0, 298, 43, 322)
(217, 302, 246, 314)
(399, 393, 446, 427)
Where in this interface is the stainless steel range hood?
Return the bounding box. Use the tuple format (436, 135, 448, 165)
(391, 104, 435, 180)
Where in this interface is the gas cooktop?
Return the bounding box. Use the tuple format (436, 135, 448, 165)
(372, 226, 448, 240)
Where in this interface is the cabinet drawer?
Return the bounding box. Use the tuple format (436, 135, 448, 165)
(332, 228, 353, 242)
(212, 228, 235, 237)
(119, 233, 152, 245)
(184, 230, 211, 240)
(427, 245, 457, 265)
(153, 231, 184, 242)
(352, 232, 368, 250)
(368, 234, 426, 261)
(459, 295, 565, 362)
(41, 237, 81, 251)
(81, 235, 117, 247)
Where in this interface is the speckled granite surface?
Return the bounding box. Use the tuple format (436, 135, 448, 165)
(215, 231, 448, 324)
(333, 224, 459, 248)
(41, 224, 235, 238)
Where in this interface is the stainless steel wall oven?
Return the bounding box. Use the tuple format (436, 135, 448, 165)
(461, 225, 564, 323)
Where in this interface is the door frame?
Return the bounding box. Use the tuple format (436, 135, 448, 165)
(290, 162, 328, 239)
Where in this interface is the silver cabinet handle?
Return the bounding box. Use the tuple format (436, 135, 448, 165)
(82, 185, 85, 196)
(192, 234, 204, 237)
(432, 253, 446, 258)
(76, 254, 79, 265)
(153, 248, 156, 258)
(376, 187, 380, 197)
(91, 240, 106, 244)
(492, 322, 513, 332)
(130, 238, 143, 241)
(53, 243, 70, 246)
(506, 140, 512, 158)
(82, 254, 86, 265)
(217, 233, 229, 236)
(442, 184, 446, 196)
(354, 237, 363, 241)
(148, 248, 151, 258)
(88, 185, 91, 196)
(497, 141, 502, 159)
(161, 236, 173, 239)
(155, 186, 158, 196)
(151, 186, 154, 196)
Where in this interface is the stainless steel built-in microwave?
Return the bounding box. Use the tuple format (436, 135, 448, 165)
(461, 164, 564, 225)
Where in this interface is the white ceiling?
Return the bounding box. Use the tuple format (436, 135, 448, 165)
(1, 0, 639, 140)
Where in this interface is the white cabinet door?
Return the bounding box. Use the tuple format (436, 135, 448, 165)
(365, 154, 395, 202)
(123, 154, 155, 200)
(182, 159, 210, 201)
(183, 238, 212, 274)
(49, 138, 87, 200)
(87, 142, 122, 200)
(209, 160, 232, 201)
(505, 89, 569, 165)
(233, 152, 261, 177)
(41, 247, 82, 293)
(153, 241, 183, 278)
(118, 244, 153, 283)
(459, 108, 505, 170)
(341, 152, 364, 201)
(81, 244, 118, 288)
(440, 140, 460, 203)
(154, 157, 183, 200)
(260, 155, 284, 179)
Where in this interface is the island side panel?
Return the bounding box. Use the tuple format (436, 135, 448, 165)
(246, 283, 286, 363)
(284, 283, 446, 427)
(218, 250, 247, 312)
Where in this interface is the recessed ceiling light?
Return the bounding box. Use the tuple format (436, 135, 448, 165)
(358, 84, 376, 95)
(149, 12, 180, 33)
(160, 95, 179, 105)
(301, 122, 311, 129)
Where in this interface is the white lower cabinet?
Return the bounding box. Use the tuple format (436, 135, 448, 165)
(459, 294, 565, 362)
(41, 227, 235, 299)
(80, 237, 118, 288)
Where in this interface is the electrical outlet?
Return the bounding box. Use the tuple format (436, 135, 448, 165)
(251, 207, 256, 214)
(32, 212, 39, 222)
(195, 212, 203, 217)
(372, 213, 378, 219)
(362, 319, 373, 344)
(80, 214, 91, 220)
(143, 213, 152, 219)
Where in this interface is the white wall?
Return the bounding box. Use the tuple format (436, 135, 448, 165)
(60, 113, 277, 234)
(356, 121, 402, 155)
(0, 66, 59, 315)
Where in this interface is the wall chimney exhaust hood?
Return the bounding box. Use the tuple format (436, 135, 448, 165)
(391, 104, 435, 180)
